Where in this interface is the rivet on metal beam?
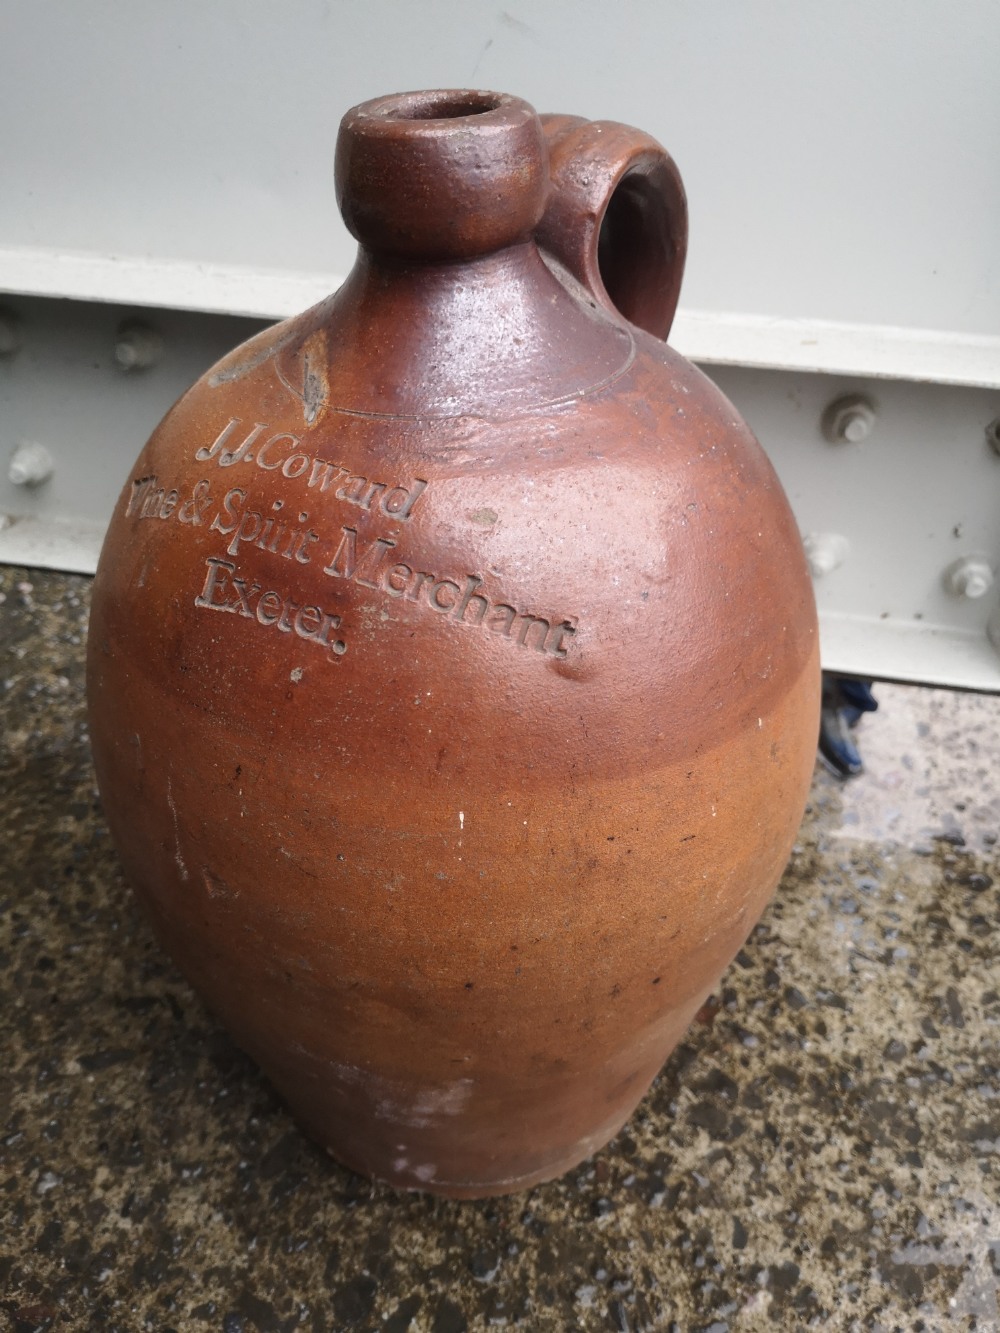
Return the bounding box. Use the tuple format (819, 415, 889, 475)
(114, 321, 163, 371)
(802, 532, 850, 578)
(821, 394, 876, 444)
(944, 555, 994, 600)
(9, 441, 55, 487)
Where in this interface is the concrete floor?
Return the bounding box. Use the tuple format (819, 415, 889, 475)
(1, 564, 998, 1332)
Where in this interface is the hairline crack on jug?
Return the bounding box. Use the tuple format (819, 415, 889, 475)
(87, 88, 820, 1198)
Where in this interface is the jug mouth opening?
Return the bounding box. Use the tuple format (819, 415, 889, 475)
(379, 91, 505, 122)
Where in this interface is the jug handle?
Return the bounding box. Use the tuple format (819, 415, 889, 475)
(536, 115, 688, 342)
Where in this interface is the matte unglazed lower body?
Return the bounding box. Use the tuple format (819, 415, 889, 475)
(91, 644, 819, 1197)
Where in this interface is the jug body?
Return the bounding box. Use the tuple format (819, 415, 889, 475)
(87, 90, 819, 1196)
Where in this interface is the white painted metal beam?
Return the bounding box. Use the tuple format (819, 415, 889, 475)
(3, 246, 999, 391)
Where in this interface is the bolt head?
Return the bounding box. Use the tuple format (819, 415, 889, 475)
(803, 532, 850, 578)
(945, 556, 994, 600)
(821, 395, 876, 445)
(8, 441, 55, 487)
(114, 322, 163, 371)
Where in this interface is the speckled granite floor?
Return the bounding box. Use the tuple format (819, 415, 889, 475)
(1, 564, 998, 1333)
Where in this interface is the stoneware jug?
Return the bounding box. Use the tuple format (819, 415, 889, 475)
(87, 89, 820, 1197)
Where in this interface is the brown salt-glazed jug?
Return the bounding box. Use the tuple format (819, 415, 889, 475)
(87, 89, 820, 1197)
